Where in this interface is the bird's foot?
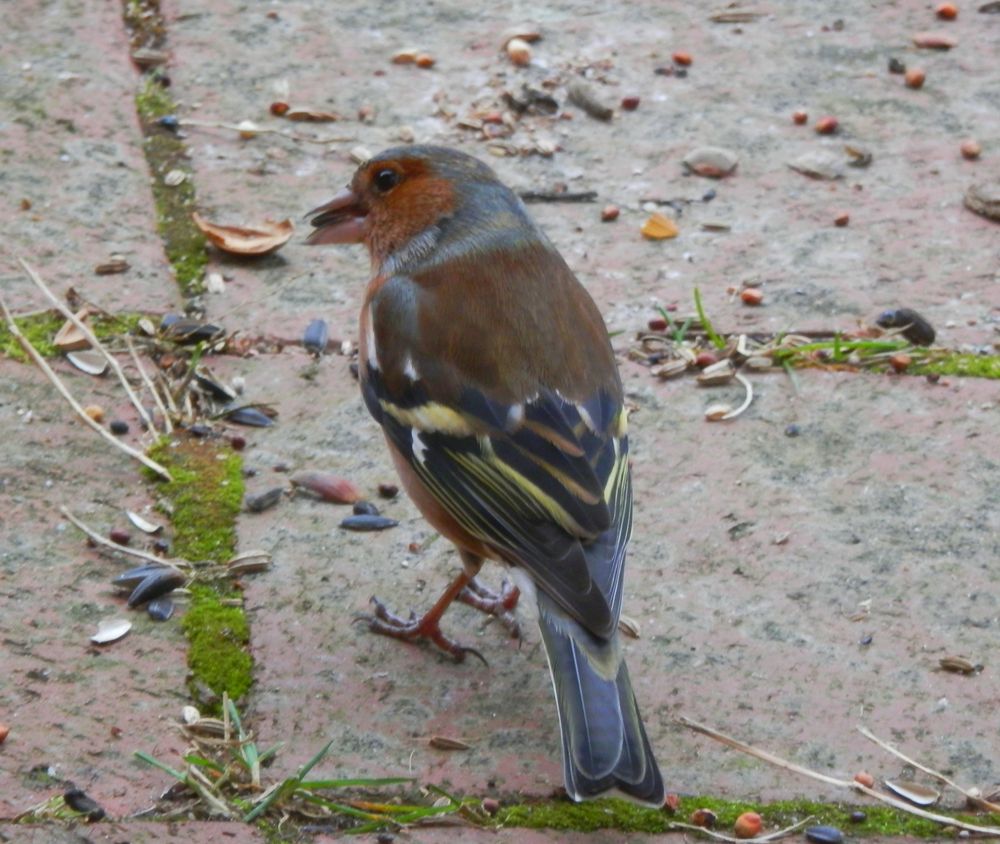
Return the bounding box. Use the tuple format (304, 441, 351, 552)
(458, 577, 521, 639)
(360, 596, 487, 665)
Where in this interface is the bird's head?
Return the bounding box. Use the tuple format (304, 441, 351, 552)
(306, 145, 528, 271)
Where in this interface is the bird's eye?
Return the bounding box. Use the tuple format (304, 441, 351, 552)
(373, 169, 401, 193)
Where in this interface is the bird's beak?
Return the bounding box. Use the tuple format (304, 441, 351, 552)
(305, 187, 368, 245)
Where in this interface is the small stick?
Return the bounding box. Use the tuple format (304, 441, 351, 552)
(678, 716, 1000, 836)
(519, 190, 598, 203)
(125, 336, 173, 434)
(180, 117, 354, 145)
(0, 294, 171, 480)
(18, 258, 155, 433)
(61, 507, 190, 568)
(858, 725, 1000, 814)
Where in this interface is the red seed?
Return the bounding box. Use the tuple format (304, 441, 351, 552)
(229, 435, 247, 451)
(648, 317, 668, 331)
(734, 812, 763, 839)
(960, 139, 981, 160)
(289, 470, 363, 504)
(854, 771, 876, 788)
(109, 528, 131, 546)
(815, 115, 839, 134)
(620, 95, 640, 111)
(792, 110, 808, 125)
(601, 204, 620, 222)
(695, 351, 719, 368)
(415, 53, 436, 68)
(672, 52, 692, 66)
(691, 808, 718, 828)
(889, 353, 912, 373)
(0, 723, 9, 744)
(377, 483, 399, 499)
(740, 288, 764, 306)
(481, 797, 501, 815)
(905, 68, 926, 89)
(834, 212, 850, 227)
(663, 792, 681, 813)
(936, 2, 958, 19)
(269, 101, 289, 116)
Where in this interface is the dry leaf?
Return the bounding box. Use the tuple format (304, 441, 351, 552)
(641, 212, 679, 240)
(192, 213, 293, 256)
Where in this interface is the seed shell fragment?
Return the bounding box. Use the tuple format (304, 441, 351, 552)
(290, 470, 363, 504)
(192, 213, 294, 256)
(126, 510, 163, 534)
(884, 779, 940, 806)
(91, 617, 132, 644)
(66, 351, 107, 376)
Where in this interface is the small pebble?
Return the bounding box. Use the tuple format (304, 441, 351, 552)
(415, 53, 435, 68)
(792, 110, 808, 124)
(784, 423, 801, 437)
(834, 212, 850, 227)
(815, 115, 839, 134)
(506, 37, 532, 66)
(936, 2, 958, 18)
(270, 101, 289, 116)
(648, 317, 668, 331)
(960, 139, 981, 160)
(905, 68, 926, 89)
(601, 204, 621, 222)
(352, 500, 381, 516)
(740, 288, 764, 306)
(889, 353, 912, 373)
(805, 825, 844, 844)
(377, 483, 399, 499)
(672, 51, 693, 66)
(888, 57, 906, 74)
(109, 528, 131, 546)
(109, 419, 129, 435)
(850, 811, 867, 823)
(620, 96, 640, 111)
(702, 189, 717, 201)
(153, 538, 171, 555)
(481, 797, 501, 815)
(859, 634, 874, 646)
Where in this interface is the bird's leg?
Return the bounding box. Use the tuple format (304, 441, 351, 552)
(362, 571, 487, 664)
(457, 577, 522, 639)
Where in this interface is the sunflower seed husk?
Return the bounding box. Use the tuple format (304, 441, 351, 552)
(618, 614, 641, 639)
(697, 359, 735, 385)
(195, 369, 237, 402)
(127, 567, 186, 607)
(303, 319, 330, 355)
(147, 597, 174, 621)
(245, 486, 284, 513)
(90, 617, 132, 644)
(66, 350, 107, 376)
(652, 359, 689, 379)
(223, 405, 275, 427)
(705, 403, 733, 421)
(884, 779, 940, 806)
(744, 355, 773, 370)
(126, 510, 163, 534)
(227, 550, 273, 574)
(340, 514, 399, 532)
(113, 563, 177, 590)
(939, 656, 981, 674)
(53, 309, 92, 352)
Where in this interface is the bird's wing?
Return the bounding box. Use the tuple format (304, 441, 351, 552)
(361, 265, 630, 638)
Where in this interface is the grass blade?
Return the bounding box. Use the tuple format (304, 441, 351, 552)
(134, 751, 187, 783)
(693, 287, 725, 349)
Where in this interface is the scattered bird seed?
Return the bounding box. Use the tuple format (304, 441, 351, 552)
(682, 146, 738, 178)
(147, 597, 174, 621)
(109, 419, 129, 435)
(785, 424, 801, 437)
(377, 483, 399, 499)
(352, 500, 381, 516)
(964, 180, 1000, 222)
(876, 308, 936, 345)
(109, 528, 131, 545)
(157, 115, 179, 131)
(888, 57, 906, 73)
(806, 825, 844, 844)
(126, 510, 162, 534)
(90, 617, 132, 644)
(245, 487, 284, 513)
(303, 319, 329, 355)
(126, 566, 186, 607)
(884, 779, 940, 806)
(63, 788, 106, 821)
(224, 406, 274, 427)
(429, 735, 471, 750)
(291, 470, 362, 503)
(939, 656, 982, 674)
(340, 514, 399, 531)
(66, 351, 108, 376)
(567, 81, 613, 121)
(849, 811, 867, 823)
(690, 808, 718, 828)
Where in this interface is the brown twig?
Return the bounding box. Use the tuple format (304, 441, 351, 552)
(678, 716, 1000, 836)
(857, 726, 1000, 814)
(669, 817, 813, 842)
(18, 258, 156, 433)
(61, 507, 190, 568)
(0, 294, 171, 480)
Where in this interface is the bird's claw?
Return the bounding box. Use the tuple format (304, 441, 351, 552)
(360, 595, 488, 665)
(458, 577, 522, 639)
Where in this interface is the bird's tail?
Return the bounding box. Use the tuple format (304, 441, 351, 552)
(536, 592, 664, 805)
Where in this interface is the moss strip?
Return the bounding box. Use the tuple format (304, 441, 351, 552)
(0, 311, 146, 361)
(497, 794, 981, 837)
(148, 437, 250, 707)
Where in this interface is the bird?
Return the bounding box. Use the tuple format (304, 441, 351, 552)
(306, 145, 664, 805)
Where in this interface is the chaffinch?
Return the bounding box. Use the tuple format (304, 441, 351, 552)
(307, 145, 664, 805)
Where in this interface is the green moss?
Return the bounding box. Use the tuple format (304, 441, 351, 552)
(496, 795, 978, 837)
(134, 77, 208, 297)
(1, 311, 149, 361)
(147, 437, 243, 562)
(912, 352, 1000, 379)
(146, 436, 250, 709)
(182, 583, 253, 704)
